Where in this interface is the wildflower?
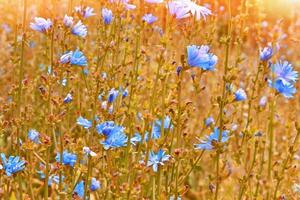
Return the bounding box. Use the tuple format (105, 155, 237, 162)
(70, 49, 88, 66)
(147, 149, 170, 172)
(61, 78, 67, 86)
(146, 0, 163, 3)
(271, 61, 298, 83)
(48, 175, 64, 186)
(30, 17, 52, 33)
(194, 127, 229, 150)
(63, 15, 73, 27)
(168, 0, 211, 20)
(234, 88, 247, 101)
(187, 45, 218, 71)
(75, 6, 96, 18)
(110, 0, 136, 10)
(71, 21, 87, 38)
(260, 46, 273, 61)
(102, 8, 113, 25)
(268, 78, 296, 98)
(107, 88, 119, 103)
(259, 96, 267, 107)
(28, 129, 41, 144)
(205, 116, 214, 127)
(77, 116, 92, 129)
(55, 151, 77, 167)
(74, 180, 84, 198)
(60, 51, 73, 64)
(82, 7, 96, 18)
(63, 93, 73, 103)
(96, 121, 128, 150)
(83, 147, 97, 157)
(90, 178, 101, 191)
(121, 88, 129, 97)
(0, 153, 25, 176)
(145, 116, 173, 141)
(142, 14, 158, 24)
(130, 133, 142, 145)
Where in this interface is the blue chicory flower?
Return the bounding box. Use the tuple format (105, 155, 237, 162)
(96, 121, 128, 150)
(28, 129, 41, 144)
(271, 60, 298, 83)
(0, 153, 26, 176)
(142, 14, 157, 24)
(63, 93, 73, 103)
(107, 88, 119, 103)
(234, 88, 247, 101)
(55, 151, 77, 167)
(260, 46, 273, 61)
(102, 8, 113, 25)
(73, 180, 84, 198)
(90, 177, 101, 191)
(30, 17, 52, 33)
(71, 20, 87, 38)
(187, 45, 218, 71)
(268, 78, 296, 98)
(70, 49, 88, 66)
(205, 116, 214, 127)
(147, 149, 170, 172)
(63, 15, 73, 27)
(77, 116, 92, 129)
(194, 127, 229, 150)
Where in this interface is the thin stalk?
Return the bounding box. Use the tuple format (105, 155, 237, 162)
(273, 124, 300, 199)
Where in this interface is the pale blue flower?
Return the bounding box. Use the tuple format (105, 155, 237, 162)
(55, 151, 77, 167)
(108, 88, 119, 103)
(147, 149, 170, 172)
(234, 88, 247, 101)
(70, 49, 88, 66)
(83, 147, 97, 157)
(260, 46, 273, 61)
(268, 78, 296, 98)
(48, 174, 64, 186)
(0, 153, 25, 176)
(63, 15, 73, 27)
(60, 51, 73, 64)
(194, 127, 229, 150)
(63, 93, 73, 103)
(168, 0, 211, 20)
(145, 116, 173, 141)
(74, 180, 84, 198)
(30, 17, 52, 33)
(146, 0, 163, 3)
(187, 45, 217, 70)
(96, 121, 128, 150)
(142, 14, 157, 24)
(77, 116, 92, 129)
(130, 133, 142, 145)
(28, 129, 41, 144)
(90, 177, 101, 191)
(259, 96, 267, 107)
(102, 8, 113, 25)
(205, 116, 214, 127)
(71, 21, 87, 38)
(83, 7, 96, 18)
(272, 60, 298, 83)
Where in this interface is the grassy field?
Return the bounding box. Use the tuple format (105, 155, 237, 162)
(0, 0, 300, 199)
